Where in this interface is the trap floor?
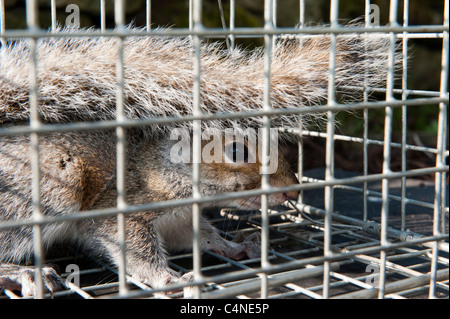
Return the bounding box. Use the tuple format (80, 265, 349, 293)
(1, 169, 448, 299)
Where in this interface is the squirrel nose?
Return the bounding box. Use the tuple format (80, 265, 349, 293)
(283, 190, 299, 201)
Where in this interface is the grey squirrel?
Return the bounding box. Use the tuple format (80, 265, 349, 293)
(0, 27, 395, 297)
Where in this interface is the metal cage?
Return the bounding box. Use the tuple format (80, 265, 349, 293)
(0, 0, 448, 299)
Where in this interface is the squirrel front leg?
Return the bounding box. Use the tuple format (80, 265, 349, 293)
(78, 213, 186, 289)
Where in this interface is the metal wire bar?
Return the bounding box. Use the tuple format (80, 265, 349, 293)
(297, 0, 305, 207)
(0, 0, 4, 47)
(2, 97, 448, 138)
(258, 0, 275, 299)
(217, 0, 230, 49)
(377, 0, 399, 298)
(191, 0, 204, 299)
(400, 0, 410, 232)
(1, 24, 448, 39)
(202, 263, 342, 299)
(439, 0, 449, 240)
(332, 268, 448, 299)
(50, 0, 56, 32)
(229, 0, 235, 49)
(322, 0, 339, 298)
(24, 0, 46, 300)
(146, 0, 151, 32)
(100, 0, 106, 32)
(430, 0, 449, 299)
(295, 129, 447, 156)
(114, 0, 128, 296)
(362, 0, 371, 223)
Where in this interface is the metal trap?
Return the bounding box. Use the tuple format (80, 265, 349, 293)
(0, 0, 448, 299)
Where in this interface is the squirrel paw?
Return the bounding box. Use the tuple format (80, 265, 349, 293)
(211, 232, 261, 260)
(232, 231, 261, 260)
(153, 271, 197, 298)
(0, 265, 64, 298)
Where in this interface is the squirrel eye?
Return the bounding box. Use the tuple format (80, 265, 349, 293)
(225, 142, 249, 164)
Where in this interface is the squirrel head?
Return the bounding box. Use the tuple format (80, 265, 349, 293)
(200, 136, 299, 209)
(147, 129, 299, 210)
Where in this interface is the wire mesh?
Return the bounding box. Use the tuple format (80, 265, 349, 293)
(0, 0, 448, 299)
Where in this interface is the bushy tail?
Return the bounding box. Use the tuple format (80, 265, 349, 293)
(0, 27, 397, 133)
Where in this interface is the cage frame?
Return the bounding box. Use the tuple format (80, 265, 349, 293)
(0, 0, 448, 299)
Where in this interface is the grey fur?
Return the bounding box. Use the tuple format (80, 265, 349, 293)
(1, 26, 395, 132)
